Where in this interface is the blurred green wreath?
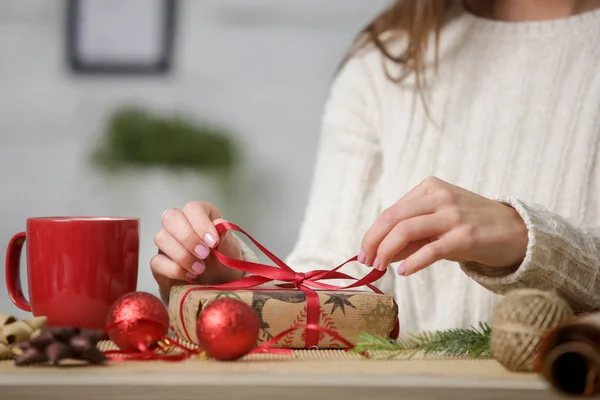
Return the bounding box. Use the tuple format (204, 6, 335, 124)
(91, 107, 238, 172)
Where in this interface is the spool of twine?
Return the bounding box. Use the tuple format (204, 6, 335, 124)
(491, 289, 573, 372)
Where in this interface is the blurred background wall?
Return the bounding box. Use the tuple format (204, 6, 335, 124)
(0, 0, 388, 318)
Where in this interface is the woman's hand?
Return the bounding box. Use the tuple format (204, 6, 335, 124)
(359, 177, 528, 276)
(151, 201, 244, 300)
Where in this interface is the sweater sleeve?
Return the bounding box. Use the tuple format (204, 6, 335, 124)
(238, 53, 395, 295)
(460, 198, 600, 313)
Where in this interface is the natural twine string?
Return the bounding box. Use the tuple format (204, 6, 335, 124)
(491, 289, 573, 372)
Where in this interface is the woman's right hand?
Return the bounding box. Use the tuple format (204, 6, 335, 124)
(150, 201, 244, 300)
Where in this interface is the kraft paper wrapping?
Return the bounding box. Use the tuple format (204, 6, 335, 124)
(169, 287, 398, 349)
(0, 313, 47, 359)
(536, 311, 600, 397)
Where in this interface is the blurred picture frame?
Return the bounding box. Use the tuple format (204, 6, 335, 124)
(65, 0, 177, 74)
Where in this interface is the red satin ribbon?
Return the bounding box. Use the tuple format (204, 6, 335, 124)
(105, 324, 359, 361)
(103, 319, 203, 362)
(104, 339, 197, 362)
(178, 221, 399, 349)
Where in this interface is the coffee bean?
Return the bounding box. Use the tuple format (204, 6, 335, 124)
(28, 331, 54, 351)
(49, 327, 79, 343)
(70, 335, 93, 355)
(13, 328, 106, 367)
(15, 347, 47, 366)
(45, 342, 74, 365)
(78, 329, 105, 344)
(79, 347, 107, 365)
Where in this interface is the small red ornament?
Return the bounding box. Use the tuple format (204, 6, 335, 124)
(196, 298, 259, 361)
(106, 292, 169, 352)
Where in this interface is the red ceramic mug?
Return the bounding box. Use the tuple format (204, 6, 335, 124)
(5, 217, 139, 329)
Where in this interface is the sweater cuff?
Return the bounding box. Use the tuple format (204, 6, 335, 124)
(459, 197, 541, 292)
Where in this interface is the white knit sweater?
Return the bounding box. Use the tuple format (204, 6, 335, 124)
(240, 3, 600, 332)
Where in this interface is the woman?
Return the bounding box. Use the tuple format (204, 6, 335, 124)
(151, 0, 600, 332)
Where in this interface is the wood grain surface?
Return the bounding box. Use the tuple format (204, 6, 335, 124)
(0, 357, 560, 400)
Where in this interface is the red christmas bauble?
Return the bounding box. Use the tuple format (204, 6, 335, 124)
(196, 298, 259, 361)
(106, 292, 169, 352)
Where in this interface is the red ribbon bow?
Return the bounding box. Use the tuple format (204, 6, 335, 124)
(178, 221, 399, 349)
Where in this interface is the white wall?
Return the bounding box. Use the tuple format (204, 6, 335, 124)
(0, 0, 389, 318)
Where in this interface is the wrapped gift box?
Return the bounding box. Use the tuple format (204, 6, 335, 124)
(169, 286, 398, 349)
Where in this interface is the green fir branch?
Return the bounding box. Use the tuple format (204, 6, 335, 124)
(352, 322, 492, 359)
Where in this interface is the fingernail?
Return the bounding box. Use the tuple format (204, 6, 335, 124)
(373, 258, 380, 270)
(194, 244, 210, 259)
(204, 233, 217, 248)
(192, 261, 206, 275)
(397, 263, 406, 276)
(185, 272, 197, 282)
(357, 249, 366, 264)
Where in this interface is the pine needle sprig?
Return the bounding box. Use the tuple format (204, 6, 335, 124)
(352, 322, 492, 360)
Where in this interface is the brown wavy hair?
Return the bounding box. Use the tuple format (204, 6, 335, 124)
(344, 0, 455, 104)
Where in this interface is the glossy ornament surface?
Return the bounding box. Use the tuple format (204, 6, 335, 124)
(196, 298, 259, 360)
(106, 292, 169, 352)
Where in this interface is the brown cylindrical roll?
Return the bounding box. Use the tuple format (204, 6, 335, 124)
(536, 312, 600, 397)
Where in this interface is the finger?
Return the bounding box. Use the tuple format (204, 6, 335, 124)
(211, 217, 240, 254)
(211, 217, 231, 243)
(389, 176, 446, 207)
(394, 179, 430, 203)
(373, 214, 448, 270)
(388, 239, 431, 263)
(398, 233, 463, 276)
(150, 253, 197, 283)
(182, 201, 222, 248)
(360, 195, 436, 266)
(359, 179, 431, 265)
(162, 208, 211, 260)
(154, 229, 206, 277)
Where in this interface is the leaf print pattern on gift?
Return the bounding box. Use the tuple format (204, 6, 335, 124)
(215, 292, 242, 300)
(323, 293, 357, 315)
(282, 305, 343, 348)
(250, 291, 306, 343)
(281, 307, 307, 348)
(360, 299, 399, 335)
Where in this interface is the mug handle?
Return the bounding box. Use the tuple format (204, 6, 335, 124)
(5, 232, 31, 311)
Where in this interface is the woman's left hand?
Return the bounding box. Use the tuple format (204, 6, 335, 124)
(359, 177, 529, 276)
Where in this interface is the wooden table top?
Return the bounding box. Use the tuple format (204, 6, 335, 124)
(0, 354, 560, 400)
